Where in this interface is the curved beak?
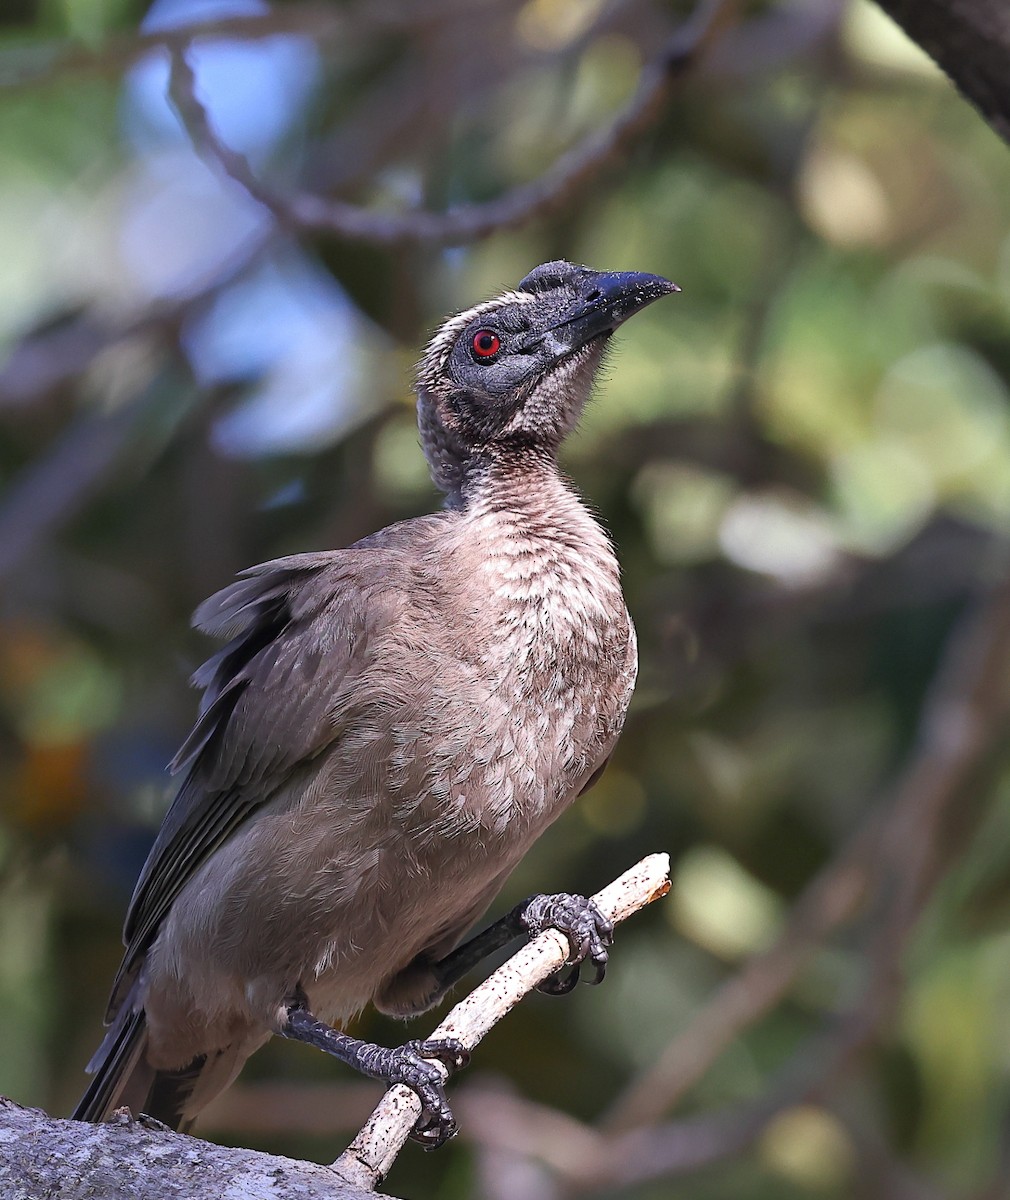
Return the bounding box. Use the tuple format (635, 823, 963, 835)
(521, 270, 680, 356)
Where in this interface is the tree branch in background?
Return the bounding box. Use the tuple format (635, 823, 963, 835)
(0, 0, 470, 91)
(0, 230, 273, 577)
(167, 0, 740, 247)
(0, 227, 269, 412)
(828, 1100, 951, 1200)
(602, 567, 1010, 1135)
(601, 819, 877, 1133)
(0, 398, 154, 584)
(873, 0, 1010, 145)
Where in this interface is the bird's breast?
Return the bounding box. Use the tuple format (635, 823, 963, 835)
(427, 505, 636, 837)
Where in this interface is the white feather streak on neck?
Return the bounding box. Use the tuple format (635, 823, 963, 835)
(458, 463, 623, 633)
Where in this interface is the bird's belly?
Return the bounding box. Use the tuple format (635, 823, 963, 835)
(146, 785, 518, 1036)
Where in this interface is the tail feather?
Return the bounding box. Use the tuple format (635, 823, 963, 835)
(73, 1000, 154, 1123)
(146, 1055, 206, 1132)
(73, 991, 204, 1131)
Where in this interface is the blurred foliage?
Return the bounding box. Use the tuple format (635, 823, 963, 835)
(1, 0, 1010, 1196)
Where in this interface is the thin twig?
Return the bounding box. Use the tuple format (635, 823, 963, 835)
(167, 0, 740, 247)
(330, 853, 671, 1191)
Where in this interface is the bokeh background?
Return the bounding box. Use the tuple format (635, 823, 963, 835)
(2, 0, 1010, 1197)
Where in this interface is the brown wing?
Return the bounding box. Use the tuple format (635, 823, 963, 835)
(108, 549, 401, 1016)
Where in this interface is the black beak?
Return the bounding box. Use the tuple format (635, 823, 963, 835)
(520, 270, 680, 356)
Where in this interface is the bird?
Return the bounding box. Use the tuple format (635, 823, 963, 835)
(74, 259, 679, 1146)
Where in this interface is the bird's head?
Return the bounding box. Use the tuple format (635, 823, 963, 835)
(416, 260, 679, 502)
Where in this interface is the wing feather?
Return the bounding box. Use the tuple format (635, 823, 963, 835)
(108, 550, 400, 1014)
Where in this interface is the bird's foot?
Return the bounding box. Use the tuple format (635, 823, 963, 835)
(519, 892, 614, 994)
(281, 1003, 469, 1149)
(359, 1038, 470, 1148)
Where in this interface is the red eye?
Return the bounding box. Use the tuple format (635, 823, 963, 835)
(472, 330, 501, 359)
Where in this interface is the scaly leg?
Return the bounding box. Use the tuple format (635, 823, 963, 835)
(433, 892, 613, 996)
(280, 989, 469, 1148)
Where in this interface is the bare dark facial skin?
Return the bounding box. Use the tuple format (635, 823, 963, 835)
(448, 267, 677, 400)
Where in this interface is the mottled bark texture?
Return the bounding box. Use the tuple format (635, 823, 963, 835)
(0, 1099, 394, 1200)
(875, 0, 1010, 143)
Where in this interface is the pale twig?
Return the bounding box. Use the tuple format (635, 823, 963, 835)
(167, 0, 740, 247)
(330, 853, 671, 1192)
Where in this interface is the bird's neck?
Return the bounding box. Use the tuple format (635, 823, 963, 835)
(455, 441, 559, 512)
(453, 445, 618, 577)
(446, 446, 625, 648)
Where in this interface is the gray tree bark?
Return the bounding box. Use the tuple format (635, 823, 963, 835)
(0, 1099, 399, 1200)
(874, 0, 1010, 143)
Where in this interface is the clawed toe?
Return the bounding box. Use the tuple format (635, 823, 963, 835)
(281, 1005, 471, 1149)
(521, 892, 614, 993)
(410, 1115, 454, 1149)
(412, 1037, 470, 1073)
(384, 1038, 470, 1148)
(536, 962, 582, 994)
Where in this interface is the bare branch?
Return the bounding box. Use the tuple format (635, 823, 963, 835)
(872, 0, 1010, 144)
(332, 853, 672, 1191)
(167, 0, 740, 248)
(0, 0, 474, 91)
